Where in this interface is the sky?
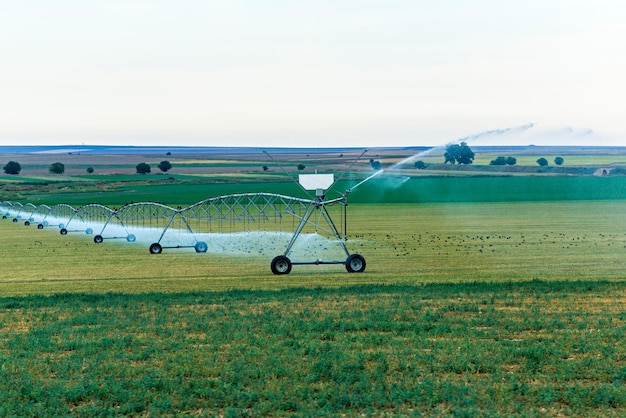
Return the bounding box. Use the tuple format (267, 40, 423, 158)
(1, 1, 625, 148)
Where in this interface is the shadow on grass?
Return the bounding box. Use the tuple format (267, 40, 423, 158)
(1, 279, 623, 308)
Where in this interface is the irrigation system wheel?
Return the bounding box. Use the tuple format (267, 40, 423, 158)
(12, 218, 17, 223)
(24, 221, 30, 226)
(60, 228, 68, 235)
(345, 254, 366, 273)
(37, 224, 44, 229)
(94, 235, 104, 244)
(126, 234, 136, 242)
(85, 228, 93, 235)
(149, 243, 163, 254)
(194, 241, 208, 253)
(271, 255, 292, 275)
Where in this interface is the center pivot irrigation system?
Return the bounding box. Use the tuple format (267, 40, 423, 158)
(1, 151, 376, 275)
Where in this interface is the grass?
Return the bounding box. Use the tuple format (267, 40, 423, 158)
(4, 174, 626, 207)
(2, 169, 626, 414)
(3, 200, 626, 294)
(0, 283, 624, 416)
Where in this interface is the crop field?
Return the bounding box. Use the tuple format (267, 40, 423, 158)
(412, 154, 626, 167)
(3, 200, 626, 291)
(1, 193, 626, 415)
(1, 147, 626, 416)
(4, 174, 626, 207)
(1, 281, 624, 416)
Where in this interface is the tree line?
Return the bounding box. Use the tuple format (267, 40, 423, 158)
(1, 149, 568, 176)
(403, 144, 565, 170)
(2, 160, 314, 175)
(2, 160, 175, 175)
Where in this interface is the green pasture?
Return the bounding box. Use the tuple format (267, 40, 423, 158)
(2, 179, 626, 414)
(4, 174, 626, 207)
(1, 282, 624, 416)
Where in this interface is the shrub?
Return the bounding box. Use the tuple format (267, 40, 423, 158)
(490, 156, 517, 166)
(3, 161, 21, 175)
(136, 163, 151, 174)
(490, 157, 507, 166)
(49, 162, 65, 175)
(157, 161, 172, 173)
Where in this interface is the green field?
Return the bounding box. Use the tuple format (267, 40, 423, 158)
(4, 174, 626, 207)
(1, 171, 626, 415)
(1, 282, 624, 416)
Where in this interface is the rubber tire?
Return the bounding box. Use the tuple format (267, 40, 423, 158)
(194, 241, 208, 253)
(12, 218, 17, 223)
(149, 243, 163, 254)
(345, 254, 366, 273)
(37, 224, 44, 229)
(85, 228, 93, 235)
(126, 234, 136, 242)
(271, 255, 292, 275)
(60, 228, 68, 235)
(24, 221, 30, 226)
(94, 235, 104, 244)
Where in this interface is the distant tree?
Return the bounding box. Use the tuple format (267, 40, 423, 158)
(490, 156, 517, 166)
(49, 162, 65, 175)
(297, 163, 306, 171)
(444, 144, 459, 164)
(3, 161, 21, 175)
(444, 142, 474, 164)
(554, 156, 564, 166)
(490, 156, 507, 166)
(370, 160, 382, 170)
(157, 160, 172, 172)
(136, 162, 151, 174)
(536, 157, 549, 167)
(414, 160, 427, 169)
(166, 152, 171, 156)
(262, 165, 269, 172)
(86, 167, 94, 174)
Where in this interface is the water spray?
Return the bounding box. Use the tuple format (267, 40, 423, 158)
(348, 169, 384, 193)
(387, 145, 449, 171)
(457, 123, 534, 143)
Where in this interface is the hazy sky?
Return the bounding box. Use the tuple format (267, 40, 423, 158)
(1, 1, 624, 147)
